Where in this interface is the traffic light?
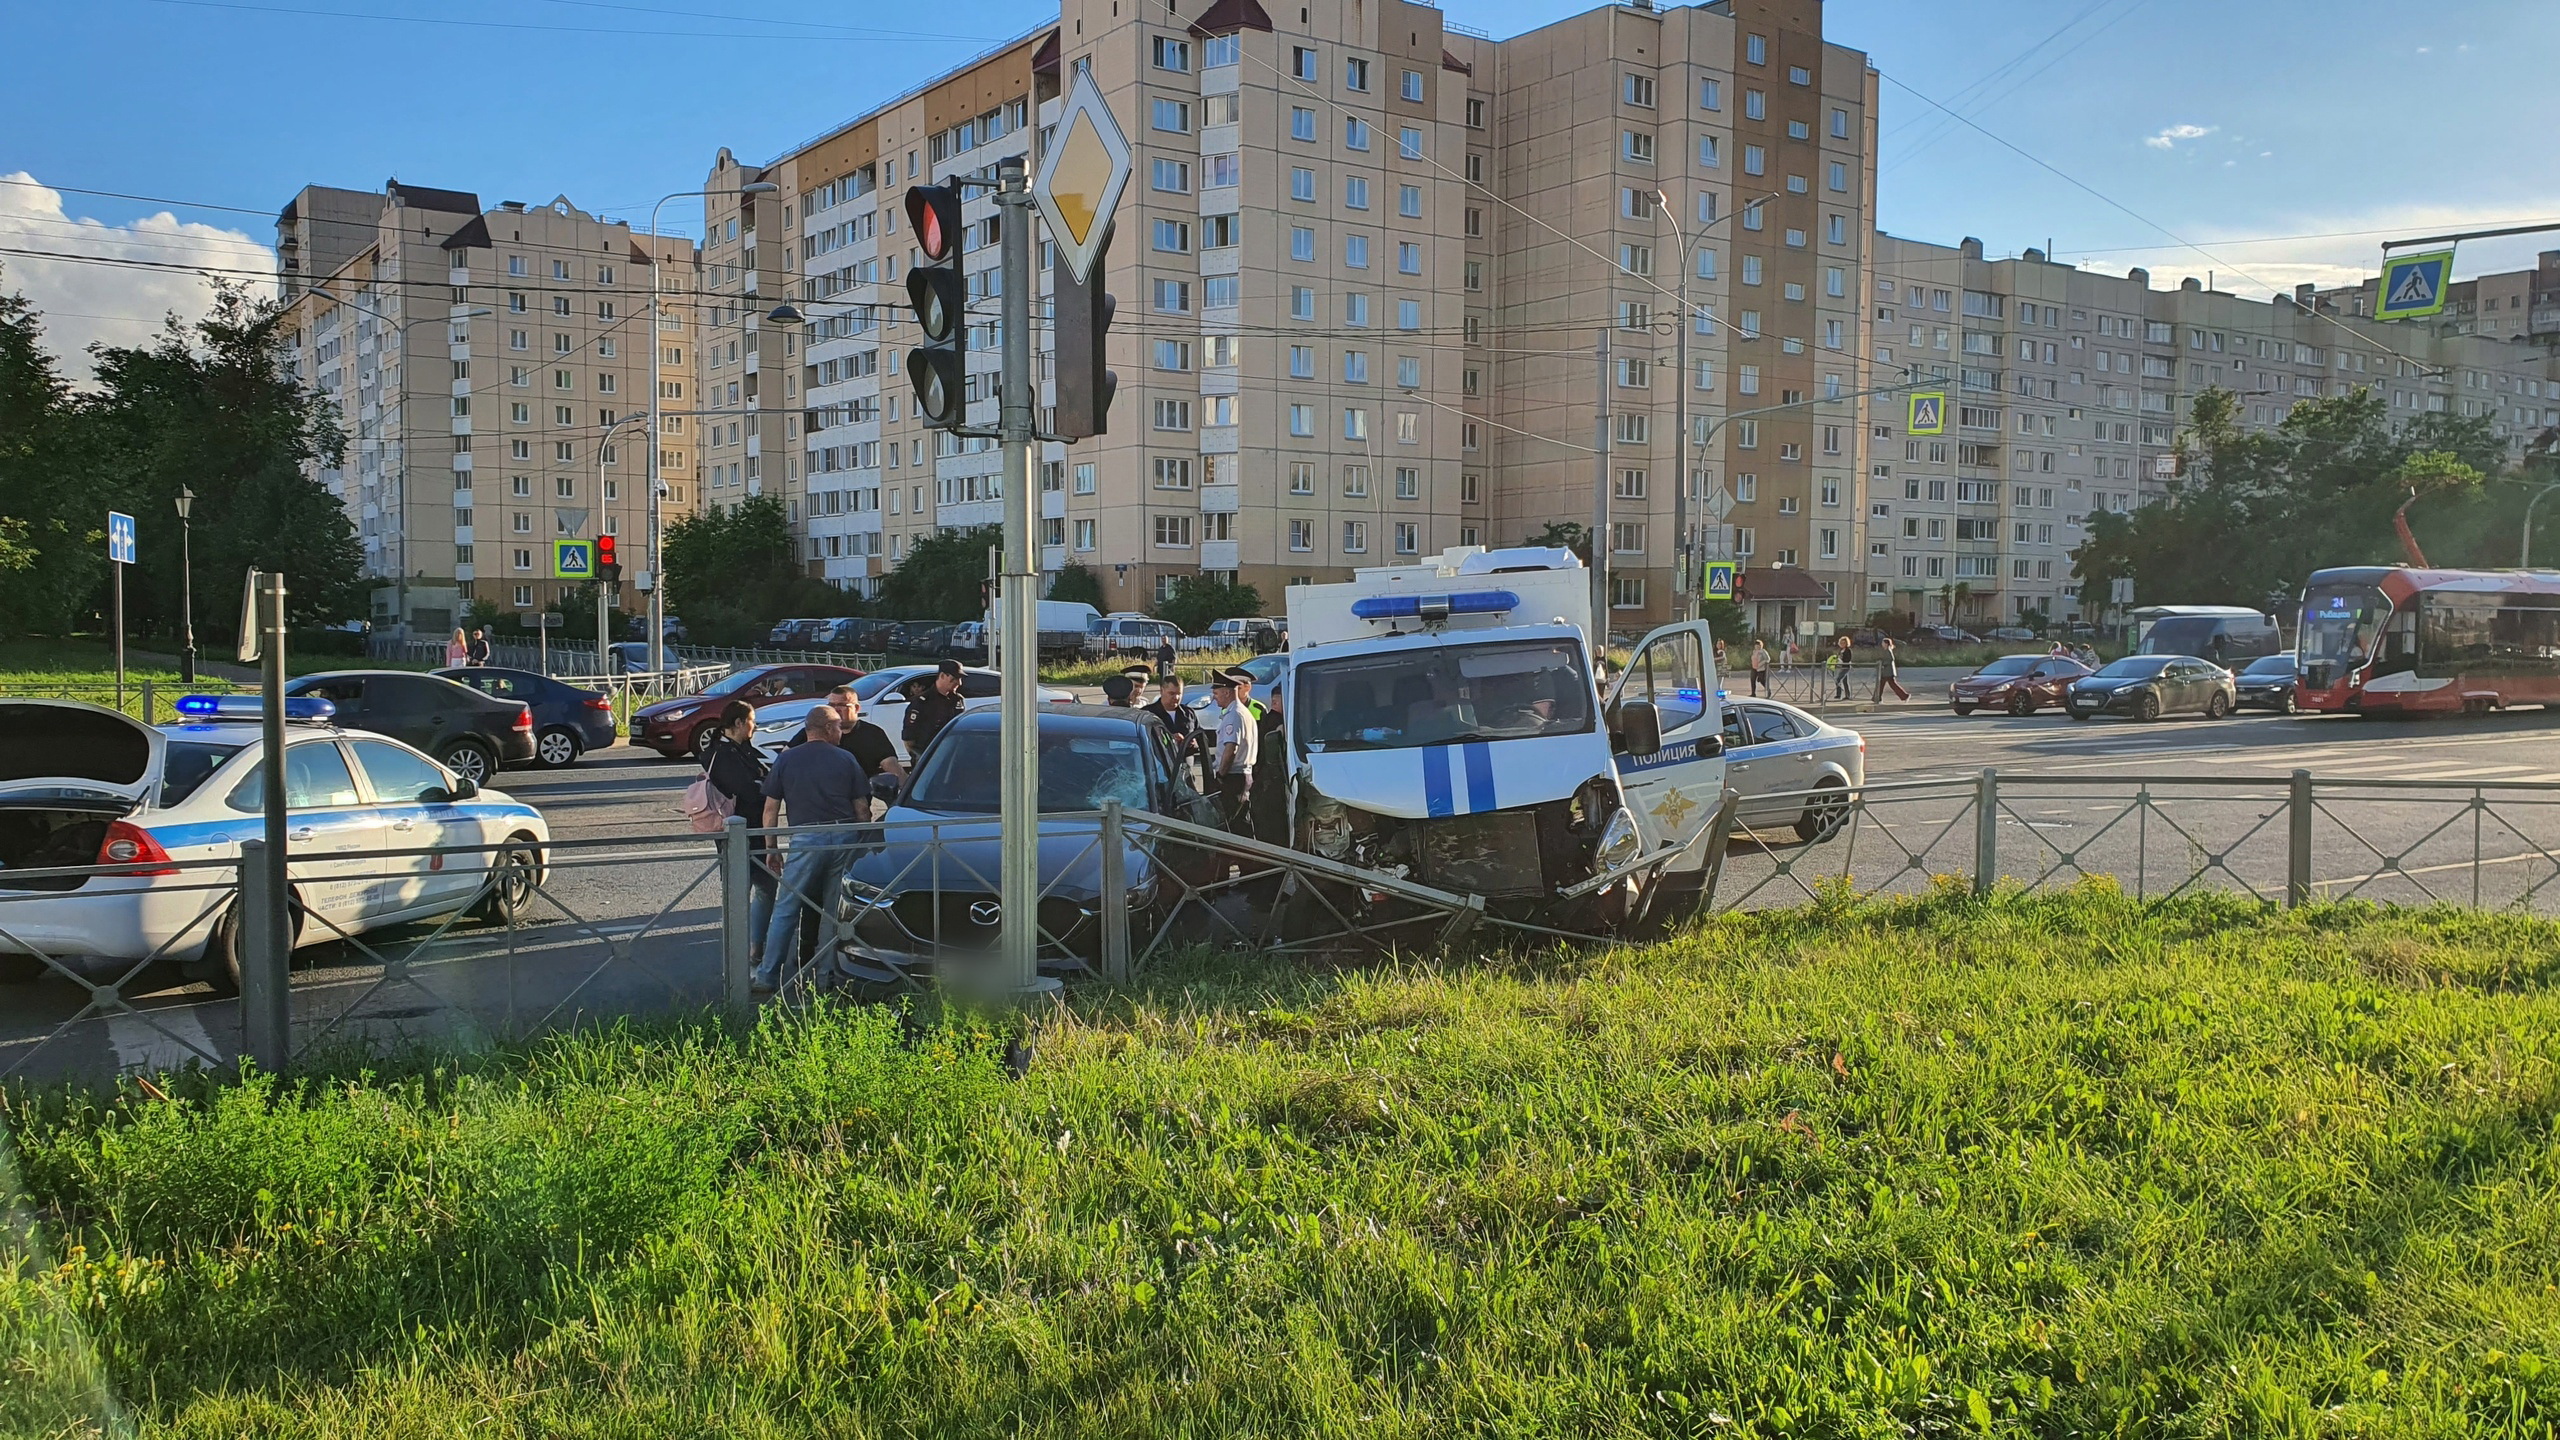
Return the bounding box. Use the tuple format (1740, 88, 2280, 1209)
(903, 184, 968, 431)
(1052, 222, 1117, 441)
(595, 534, 620, 584)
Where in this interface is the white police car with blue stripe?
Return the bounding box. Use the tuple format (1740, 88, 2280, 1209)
(0, 696, 548, 993)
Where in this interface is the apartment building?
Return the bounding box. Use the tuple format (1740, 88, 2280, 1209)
(2317, 250, 2560, 344)
(694, 0, 1879, 625)
(1862, 236, 2560, 629)
(274, 181, 700, 634)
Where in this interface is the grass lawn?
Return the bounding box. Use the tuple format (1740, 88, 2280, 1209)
(4, 887, 2556, 1437)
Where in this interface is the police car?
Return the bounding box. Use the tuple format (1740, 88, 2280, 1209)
(0, 697, 549, 993)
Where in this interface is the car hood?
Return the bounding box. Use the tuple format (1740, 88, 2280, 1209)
(2071, 675, 2149, 690)
(0, 701, 161, 807)
(848, 808, 1129, 900)
(633, 694, 715, 723)
(1302, 730, 1603, 821)
(1952, 675, 2027, 691)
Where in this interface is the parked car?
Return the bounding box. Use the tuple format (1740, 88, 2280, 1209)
(1947, 654, 2093, 716)
(885, 621, 944, 656)
(605, 641, 655, 673)
(624, 615, 685, 643)
(1184, 617, 1278, 653)
(2064, 654, 2237, 721)
(1717, 698, 1865, 842)
(0, 698, 547, 993)
(628, 663, 863, 760)
(764, 619, 813, 647)
(282, 671, 538, 784)
(946, 621, 989, 664)
(1913, 625, 1985, 646)
(1087, 613, 1182, 657)
(1986, 626, 2040, 642)
(833, 706, 1222, 994)
(846, 619, 900, 652)
(2234, 651, 2300, 713)
(784, 663, 1075, 765)
(434, 666, 617, 767)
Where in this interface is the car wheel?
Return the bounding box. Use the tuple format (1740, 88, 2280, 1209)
(475, 835, 542, 924)
(2070, 708, 2095, 722)
(439, 740, 495, 786)
(691, 725, 719, 761)
(2277, 691, 2297, 715)
(2204, 692, 2231, 719)
(2134, 692, 2162, 723)
(535, 727, 581, 768)
(2007, 691, 2035, 717)
(1951, 703, 1975, 716)
(196, 890, 307, 997)
(1794, 778, 1851, 844)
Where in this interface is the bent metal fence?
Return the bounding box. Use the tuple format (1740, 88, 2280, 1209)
(14, 769, 2560, 1085)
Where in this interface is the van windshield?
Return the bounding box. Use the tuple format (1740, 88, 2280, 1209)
(2139, 617, 2256, 658)
(1295, 639, 1593, 753)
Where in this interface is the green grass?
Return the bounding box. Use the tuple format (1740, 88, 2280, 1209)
(1042, 648, 1260, 686)
(4, 887, 2558, 1437)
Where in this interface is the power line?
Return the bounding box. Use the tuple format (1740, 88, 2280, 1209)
(127, 0, 991, 42)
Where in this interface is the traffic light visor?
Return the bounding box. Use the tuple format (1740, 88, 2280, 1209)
(905, 186, 963, 263)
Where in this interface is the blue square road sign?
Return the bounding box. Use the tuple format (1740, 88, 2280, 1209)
(106, 511, 135, 565)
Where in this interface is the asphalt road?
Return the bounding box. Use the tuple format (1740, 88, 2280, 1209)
(16, 704, 2560, 1082)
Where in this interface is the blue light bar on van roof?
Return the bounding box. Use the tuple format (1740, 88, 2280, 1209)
(175, 695, 336, 721)
(1350, 589, 1520, 622)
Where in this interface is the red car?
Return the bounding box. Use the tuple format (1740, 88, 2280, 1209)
(1948, 654, 2091, 716)
(631, 663, 862, 759)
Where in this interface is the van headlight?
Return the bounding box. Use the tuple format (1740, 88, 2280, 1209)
(1593, 807, 1641, 871)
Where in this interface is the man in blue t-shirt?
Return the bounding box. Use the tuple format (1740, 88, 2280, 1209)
(756, 705, 866, 991)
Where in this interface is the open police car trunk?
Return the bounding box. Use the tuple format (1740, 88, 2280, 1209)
(0, 701, 163, 891)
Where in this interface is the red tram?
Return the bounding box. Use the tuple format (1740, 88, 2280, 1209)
(2296, 566, 2560, 715)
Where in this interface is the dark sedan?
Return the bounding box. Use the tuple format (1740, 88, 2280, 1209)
(282, 670, 537, 783)
(630, 663, 862, 760)
(1949, 654, 2092, 716)
(2064, 654, 2237, 722)
(435, 666, 617, 767)
(833, 706, 1219, 993)
(2235, 651, 2300, 713)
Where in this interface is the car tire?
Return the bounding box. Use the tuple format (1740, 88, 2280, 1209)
(535, 727, 581, 768)
(438, 739, 495, 787)
(1795, 778, 1851, 844)
(2204, 692, 2231, 719)
(195, 890, 307, 997)
(474, 835, 543, 925)
(2007, 692, 2035, 717)
(2134, 692, 2162, 722)
(691, 725, 720, 762)
(2070, 708, 2095, 722)
(2277, 691, 2297, 715)
(1951, 703, 1975, 716)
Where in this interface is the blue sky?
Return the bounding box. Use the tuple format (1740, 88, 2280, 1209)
(4, 0, 2554, 368)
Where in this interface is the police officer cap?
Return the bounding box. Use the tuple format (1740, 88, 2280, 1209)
(1100, 674, 1135, 704)
(936, 658, 963, 677)
(1209, 669, 1239, 688)
(1216, 666, 1254, 685)
(1120, 665, 1154, 683)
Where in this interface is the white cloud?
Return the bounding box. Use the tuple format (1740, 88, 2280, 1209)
(2072, 198, 2560, 298)
(0, 172, 275, 382)
(2143, 123, 2216, 150)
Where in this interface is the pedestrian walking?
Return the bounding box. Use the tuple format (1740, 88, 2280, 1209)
(1872, 636, 1910, 702)
(755, 705, 867, 993)
(1209, 669, 1257, 834)
(1154, 635, 1177, 679)
(445, 627, 470, 667)
(467, 628, 493, 667)
(901, 659, 967, 758)
(1748, 639, 1771, 697)
(1830, 635, 1854, 700)
(699, 701, 778, 972)
(1783, 636, 1800, 672)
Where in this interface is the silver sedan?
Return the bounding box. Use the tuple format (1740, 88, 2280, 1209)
(1717, 698, 1866, 842)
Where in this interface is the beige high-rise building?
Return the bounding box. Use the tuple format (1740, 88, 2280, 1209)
(696, 0, 1879, 627)
(275, 181, 700, 637)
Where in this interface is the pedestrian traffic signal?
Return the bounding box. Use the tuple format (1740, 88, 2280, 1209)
(595, 534, 620, 584)
(903, 184, 969, 431)
(1052, 222, 1117, 441)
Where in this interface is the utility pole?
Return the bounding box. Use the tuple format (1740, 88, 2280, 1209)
(1592, 330, 1612, 637)
(994, 155, 1056, 1001)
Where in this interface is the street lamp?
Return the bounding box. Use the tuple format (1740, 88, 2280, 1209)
(646, 179, 780, 674)
(174, 485, 196, 684)
(2524, 483, 2560, 567)
(1655, 190, 1767, 622)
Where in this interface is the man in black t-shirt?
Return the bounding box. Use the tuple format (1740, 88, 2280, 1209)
(791, 684, 904, 817)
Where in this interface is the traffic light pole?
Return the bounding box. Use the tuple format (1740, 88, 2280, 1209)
(994, 156, 1059, 1004)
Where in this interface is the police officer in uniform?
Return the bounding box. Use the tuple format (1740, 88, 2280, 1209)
(1248, 676, 1288, 846)
(902, 659, 967, 758)
(1209, 669, 1256, 833)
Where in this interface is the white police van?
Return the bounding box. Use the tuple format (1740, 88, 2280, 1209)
(0, 697, 548, 993)
(1282, 546, 1726, 927)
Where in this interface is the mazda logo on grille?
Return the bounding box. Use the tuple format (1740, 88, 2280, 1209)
(968, 901, 1002, 926)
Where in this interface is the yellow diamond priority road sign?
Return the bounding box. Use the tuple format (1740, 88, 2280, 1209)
(1034, 67, 1132, 286)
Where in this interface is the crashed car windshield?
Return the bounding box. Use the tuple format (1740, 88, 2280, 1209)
(1294, 639, 1593, 753)
(902, 727, 1152, 814)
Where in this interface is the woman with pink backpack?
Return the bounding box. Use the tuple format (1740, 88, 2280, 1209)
(687, 700, 776, 970)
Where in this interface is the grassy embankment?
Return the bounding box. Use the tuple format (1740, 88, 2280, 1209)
(3, 886, 2556, 1437)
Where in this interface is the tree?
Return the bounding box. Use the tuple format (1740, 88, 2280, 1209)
(1527, 521, 1589, 559)
(1047, 560, 1104, 609)
(0, 275, 104, 636)
(875, 524, 999, 621)
(1698, 597, 1748, 648)
(1155, 574, 1262, 637)
(663, 495, 845, 643)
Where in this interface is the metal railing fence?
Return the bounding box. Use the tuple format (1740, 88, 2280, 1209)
(13, 768, 2560, 1087)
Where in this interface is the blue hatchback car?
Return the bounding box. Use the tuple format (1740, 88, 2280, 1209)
(435, 667, 617, 767)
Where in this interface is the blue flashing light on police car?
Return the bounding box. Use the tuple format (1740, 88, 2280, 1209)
(173, 694, 337, 721)
(1349, 589, 1521, 622)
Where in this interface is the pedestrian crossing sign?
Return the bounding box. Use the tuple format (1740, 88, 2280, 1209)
(1908, 392, 1945, 435)
(1702, 560, 1737, 600)
(551, 538, 596, 579)
(2376, 249, 2453, 321)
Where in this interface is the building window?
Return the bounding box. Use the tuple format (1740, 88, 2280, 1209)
(1395, 522, 1420, 554)
(1342, 520, 1368, 554)
(1401, 68, 1424, 102)
(1154, 514, 1193, 547)
(1342, 464, 1370, 498)
(1152, 456, 1193, 488)
(1291, 167, 1317, 202)
(1152, 98, 1191, 133)
(1153, 35, 1190, 71)
(1345, 116, 1371, 151)
(1623, 73, 1656, 107)
(1399, 184, 1423, 218)
(1344, 56, 1370, 91)
(1611, 575, 1645, 609)
(1292, 44, 1318, 81)
(1290, 461, 1316, 494)
(1398, 127, 1424, 159)
(1465, 96, 1486, 128)
(1623, 131, 1655, 163)
(1291, 106, 1317, 142)
(1290, 519, 1315, 551)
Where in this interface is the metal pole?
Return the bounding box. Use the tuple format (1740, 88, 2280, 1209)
(596, 584, 609, 690)
(647, 238, 666, 678)
(252, 571, 292, 1070)
(1665, 201, 1690, 623)
(1592, 329, 1612, 638)
(2523, 483, 2560, 568)
(2287, 768, 2313, 908)
(720, 814, 753, 1026)
(1972, 767, 1998, 897)
(111, 557, 125, 712)
(1098, 799, 1129, 983)
(177, 507, 197, 684)
(995, 156, 1057, 1002)
(237, 840, 286, 1073)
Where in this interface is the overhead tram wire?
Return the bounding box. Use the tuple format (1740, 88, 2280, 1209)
(128, 0, 992, 42)
(1884, 0, 2148, 171)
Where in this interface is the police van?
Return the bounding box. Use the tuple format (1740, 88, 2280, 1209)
(1282, 546, 1726, 927)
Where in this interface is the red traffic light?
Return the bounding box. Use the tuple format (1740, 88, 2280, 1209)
(596, 535, 617, 568)
(905, 185, 964, 264)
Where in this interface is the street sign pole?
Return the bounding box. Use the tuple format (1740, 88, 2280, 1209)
(106, 511, 135, 712)
(111, 553, 125, 712)
(995, 154, 1057, 1004)
(246, 570, 292, 1072)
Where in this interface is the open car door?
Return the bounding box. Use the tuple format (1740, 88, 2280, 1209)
(1605, 620, 1727, 876)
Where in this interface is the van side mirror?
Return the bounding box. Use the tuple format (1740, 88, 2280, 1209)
(1616, 699, 1663, 758)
